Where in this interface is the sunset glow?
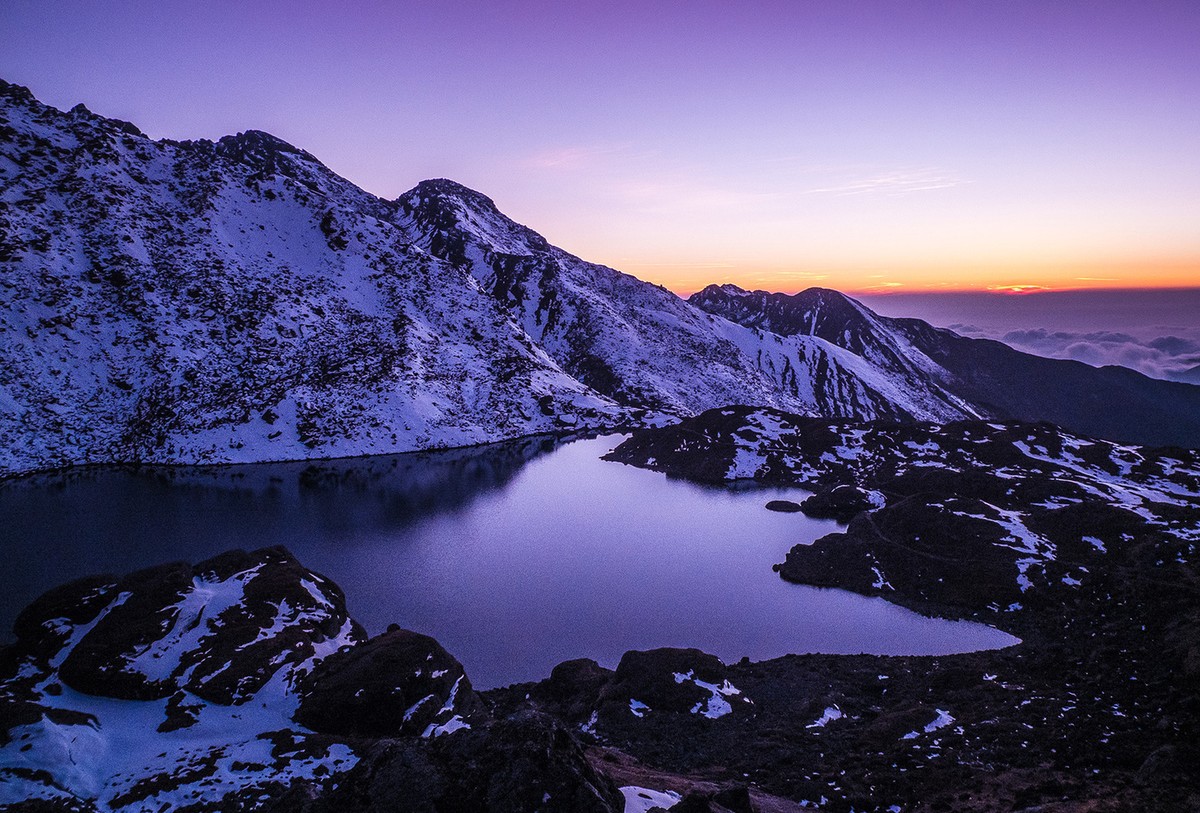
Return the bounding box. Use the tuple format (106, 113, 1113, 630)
(2, 1, 1197, 296)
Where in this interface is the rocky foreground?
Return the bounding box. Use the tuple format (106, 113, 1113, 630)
(602, 409, 1200, 810)
(3, 413, 1200, 811)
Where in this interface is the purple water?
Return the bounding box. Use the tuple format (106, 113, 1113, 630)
(0, 434, 1017, 687)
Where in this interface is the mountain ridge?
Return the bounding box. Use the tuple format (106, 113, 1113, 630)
(2, 79, 1199, 477)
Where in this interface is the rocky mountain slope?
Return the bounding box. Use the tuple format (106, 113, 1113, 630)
(4, 79, 1199, 478)
(692, 285, 1200, 448)
(392, 181, 974, 424)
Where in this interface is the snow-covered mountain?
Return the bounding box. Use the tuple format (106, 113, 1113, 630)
(0, 81, 975, 476)
(394, 181, 976, 423)
(3, 79, 1199, 476)
(0, 81, 629, 476)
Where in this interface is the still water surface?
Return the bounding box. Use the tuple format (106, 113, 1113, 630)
(0, 434, 1017, 687)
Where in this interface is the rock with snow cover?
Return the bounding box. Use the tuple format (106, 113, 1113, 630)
(611, 408, 1200, 621)
(0, 547, 623, 812)
(600, 649, 752, 722)
(11, 546, 362, 704)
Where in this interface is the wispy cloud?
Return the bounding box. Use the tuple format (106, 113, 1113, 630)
(986, 284, 1052, 294)
(523, 143, 648, 170)
(801, 167, 966, 196)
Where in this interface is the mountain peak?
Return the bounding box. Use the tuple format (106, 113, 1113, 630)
(691, 284, 861, 320)
(0, 80, 145, 137)
(694, 283, 856, 308)
(397, 177, 551, 256)
(215, 129, 312, 165)
(691, 283, 890, 358)
(696, 283, 752, 298)
(404, 178, 500, 211)
(0, 78, 37, 107)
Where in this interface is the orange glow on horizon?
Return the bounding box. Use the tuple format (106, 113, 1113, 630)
(619, 256, 1200, 299)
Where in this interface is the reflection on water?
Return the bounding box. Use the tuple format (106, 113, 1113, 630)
(0, 435, 1017, 687)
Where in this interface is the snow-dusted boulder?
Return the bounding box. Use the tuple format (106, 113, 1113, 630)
(295, 627, 484, 738)
(601, 648, 752, 721)
(12, 546, 361, 704)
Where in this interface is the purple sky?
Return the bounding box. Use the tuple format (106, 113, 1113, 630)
(2, 1, 1199, 294)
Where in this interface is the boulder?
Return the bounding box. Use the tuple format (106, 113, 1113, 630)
(601, 648, 751, 720)
(295, 628, 485, 738)
(799, 484, 878, 522)
(14, 547, 363, 704)
(311, 710, 623, 812)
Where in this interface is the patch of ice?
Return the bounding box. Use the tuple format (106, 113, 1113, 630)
(806, 705, 843, 728)
(871, 565, 893, 590)
(674, 670, 744, 719)
(420, 675, 471, 738)
(423, 715, 470, 737)
(901, 708, 955, 740)
(621, 786, 681, 813)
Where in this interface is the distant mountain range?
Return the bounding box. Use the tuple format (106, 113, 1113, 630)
(690, 285, 1200, 450)
(2, 79, 1198, 475)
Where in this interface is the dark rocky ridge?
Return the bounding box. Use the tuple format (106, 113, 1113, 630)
(594, 410, 1200, 810)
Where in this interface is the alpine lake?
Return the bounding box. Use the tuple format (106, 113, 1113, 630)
(0, 434, 1017, 688)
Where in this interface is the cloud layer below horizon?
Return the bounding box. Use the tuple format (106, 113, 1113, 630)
(950, 325, 1200, 383)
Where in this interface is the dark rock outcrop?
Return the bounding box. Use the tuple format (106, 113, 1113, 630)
(309, 710, 623, 813)
(797, 484, 876, 522)
(295, 628, 485, 738)
(598, 649, 753, 723)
